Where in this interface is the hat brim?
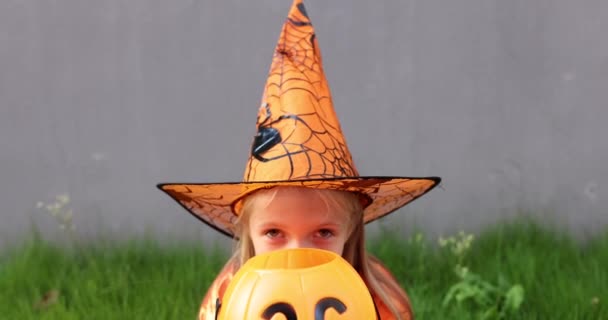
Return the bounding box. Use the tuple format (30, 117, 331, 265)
(157, 176, 440, 237)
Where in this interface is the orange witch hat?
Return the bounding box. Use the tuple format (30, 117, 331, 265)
(157, 0, 440, 237)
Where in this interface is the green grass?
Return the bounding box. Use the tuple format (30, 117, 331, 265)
(1, 220, 607, 319)
(371, 220, 608, 319)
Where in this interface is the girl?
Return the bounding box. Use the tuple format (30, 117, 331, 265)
(204, 186, 418, 319)
(158, 1, 440, 319)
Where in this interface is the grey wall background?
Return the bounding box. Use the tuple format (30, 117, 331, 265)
(1, 0, 607, 248)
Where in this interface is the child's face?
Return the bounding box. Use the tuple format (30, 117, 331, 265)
(248, 188, 350, 256)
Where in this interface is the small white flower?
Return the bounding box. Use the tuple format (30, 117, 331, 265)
(56, 194, 70, 204)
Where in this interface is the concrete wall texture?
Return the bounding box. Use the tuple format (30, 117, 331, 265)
(1, 0, 607, 248)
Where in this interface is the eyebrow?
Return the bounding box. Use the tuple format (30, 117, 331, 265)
(317, 222, 341, 228)
(252, 221, 283, 229)
(252, 221, 342, 229)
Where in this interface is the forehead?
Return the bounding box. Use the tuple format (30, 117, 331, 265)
(249, 187, 350, 224)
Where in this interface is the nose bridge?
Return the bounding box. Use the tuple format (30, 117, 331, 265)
(288, 235, 312, 249)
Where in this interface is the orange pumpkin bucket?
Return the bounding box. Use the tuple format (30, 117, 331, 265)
(216, 248, 378, 319)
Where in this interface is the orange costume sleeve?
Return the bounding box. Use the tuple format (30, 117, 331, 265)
(197, 258, 413, 320)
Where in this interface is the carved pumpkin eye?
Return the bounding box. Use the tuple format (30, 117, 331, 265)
(262, 302, 297, 320)
(314, 297, 347, 319)
(260, 298, 347, 320)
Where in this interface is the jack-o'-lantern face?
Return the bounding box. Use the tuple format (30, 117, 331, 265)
(216, 248, 378, 319)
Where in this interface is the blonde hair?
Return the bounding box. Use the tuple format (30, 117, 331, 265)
(223, 186, 410, 320)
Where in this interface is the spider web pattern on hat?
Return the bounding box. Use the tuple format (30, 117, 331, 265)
(245, 0, 356, 182)
(158, 0, 441, 237)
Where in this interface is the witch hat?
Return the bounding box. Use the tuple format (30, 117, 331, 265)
(158, 0, 440, 237)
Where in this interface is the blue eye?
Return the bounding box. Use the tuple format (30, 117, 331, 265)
(265, 229, 281, 238)
(317, 229, 334, 238)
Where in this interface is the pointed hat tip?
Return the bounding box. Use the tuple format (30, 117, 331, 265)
(288, 0, 310, 21)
